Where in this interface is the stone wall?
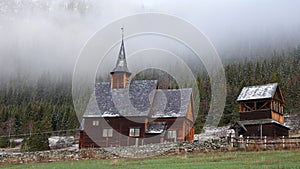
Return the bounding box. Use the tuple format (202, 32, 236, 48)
(0, 138, 228, 164)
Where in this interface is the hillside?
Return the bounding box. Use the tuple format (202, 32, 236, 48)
(0, 46, 299, 136)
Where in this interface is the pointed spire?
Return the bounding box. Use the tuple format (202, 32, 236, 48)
(121, 27, 124, 41)
(110, 27, 131, 74)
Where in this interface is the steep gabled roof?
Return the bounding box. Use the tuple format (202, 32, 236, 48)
(84, 80, 157, 117)
(149, 88, 192, 118)
(237, 83, 278, 101)
(83, 81, 193, 118)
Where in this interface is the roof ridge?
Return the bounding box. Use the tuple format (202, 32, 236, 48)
(156, 88, 192, 91)
(242, 82, 278, 88)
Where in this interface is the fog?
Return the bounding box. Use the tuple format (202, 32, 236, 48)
(0, 0, 300, 79)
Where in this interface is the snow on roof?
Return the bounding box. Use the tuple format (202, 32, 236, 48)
(83, 80, 193, 118)
(83, 80, 157, 117)
(149, 88, 192, 118)
(145, 129, 164, 134)
(237, 83, 278, 101)
(145, 122, 166, 134)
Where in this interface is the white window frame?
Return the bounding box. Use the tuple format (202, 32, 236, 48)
(92, 120, 99, 126)
(129, 128, 140, 137)
(103, 128, 113, 137)
(168, 130, 177, 139)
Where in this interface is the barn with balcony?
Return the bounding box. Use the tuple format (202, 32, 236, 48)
(232, 83, 290, 138)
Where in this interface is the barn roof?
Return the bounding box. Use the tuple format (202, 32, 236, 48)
(237, 83, 278, 101)
(83, 80, 193, 118)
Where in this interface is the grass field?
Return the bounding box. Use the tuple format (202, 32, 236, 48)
(2, 150, 300, 169)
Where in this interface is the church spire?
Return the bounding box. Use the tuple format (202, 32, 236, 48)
(110, 28, 131, 89)
(110, 28, 131, 74)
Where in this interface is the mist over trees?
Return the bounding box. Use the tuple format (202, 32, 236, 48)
(0, 73, 77, 137)
(0, 46, 299, 137)
(1, 0, 300, 152)
(179, 46, 300, 133)
(1, 0, 300, 80)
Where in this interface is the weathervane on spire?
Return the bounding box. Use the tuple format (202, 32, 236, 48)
(121, 27, 124, 41)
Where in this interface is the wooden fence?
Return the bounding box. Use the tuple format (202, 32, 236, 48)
(229, 136, 300, 150)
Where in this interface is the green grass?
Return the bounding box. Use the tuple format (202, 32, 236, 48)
(2, 150, 300, 169)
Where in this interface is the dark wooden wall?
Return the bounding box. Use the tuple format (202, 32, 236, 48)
(80, 117, 194, 148)
(240, 110, 271, 121)
(82, 117, 146, 147)
(273, 123, 289, 137)
(243, 123, 289, 138)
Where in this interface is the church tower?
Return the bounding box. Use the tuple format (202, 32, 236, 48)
(110, 28, 131, 89)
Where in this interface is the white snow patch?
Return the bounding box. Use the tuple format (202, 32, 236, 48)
(49, 136, 74, 149)
(102, 111, 119, 117)
(194, 126, 230, 141)
(146, 129, 164, 134)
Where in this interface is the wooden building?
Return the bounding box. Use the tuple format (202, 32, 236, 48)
(79, 31, 194, 148)
(232, 83, 290, 138)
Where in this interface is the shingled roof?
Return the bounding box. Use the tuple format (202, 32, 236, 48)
(237, 83, 278, 101)
(149, 88, 192, 118)
(83, 81, 193, 118)
(84, 80, 157, 117)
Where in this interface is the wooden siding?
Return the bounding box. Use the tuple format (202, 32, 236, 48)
(184, 120, 194, 141)
(240, 110, 271, 121)
(186, 98, 194, 122)
(82, 117, 146, 147)
(111, 73, 130, 89)
(81, 116, 194, 148)
(243, 123, 289, 138)
(273, 87, 285, 104)
(151, 118, 184, 142)
(80, 131, 101, 148)
(271, 111, 284, 124)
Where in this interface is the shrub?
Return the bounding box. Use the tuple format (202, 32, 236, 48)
(21, 134, 50, 152)
(0, 137, 9, 148)
(9, 140, 15, 148)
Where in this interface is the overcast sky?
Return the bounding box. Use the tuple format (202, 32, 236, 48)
(0, 0, 300, 78)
